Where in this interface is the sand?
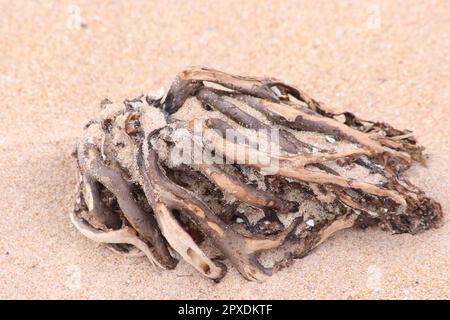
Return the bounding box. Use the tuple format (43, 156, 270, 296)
(0, 0, 448, 299)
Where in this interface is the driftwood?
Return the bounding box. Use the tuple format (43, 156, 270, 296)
(72, 67, 443, 281)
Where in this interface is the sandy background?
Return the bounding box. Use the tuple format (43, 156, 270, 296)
(0, 0, 448, 299)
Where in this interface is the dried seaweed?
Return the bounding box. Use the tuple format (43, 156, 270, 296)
(71, 67, 442, 281)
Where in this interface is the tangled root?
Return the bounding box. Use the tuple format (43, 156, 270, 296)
(71, 67, 443, 281)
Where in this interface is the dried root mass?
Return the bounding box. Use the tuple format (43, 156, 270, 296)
(72, 67, 443, 281)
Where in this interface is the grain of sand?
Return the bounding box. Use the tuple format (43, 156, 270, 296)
(0, 0, 448, 299)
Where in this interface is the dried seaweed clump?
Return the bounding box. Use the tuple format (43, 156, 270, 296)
(72, 67, 442, 281)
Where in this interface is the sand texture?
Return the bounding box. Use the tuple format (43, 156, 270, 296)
(0, 0, 448, 299)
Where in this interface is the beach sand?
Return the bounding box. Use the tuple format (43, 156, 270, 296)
(0, 0, 448, 299)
